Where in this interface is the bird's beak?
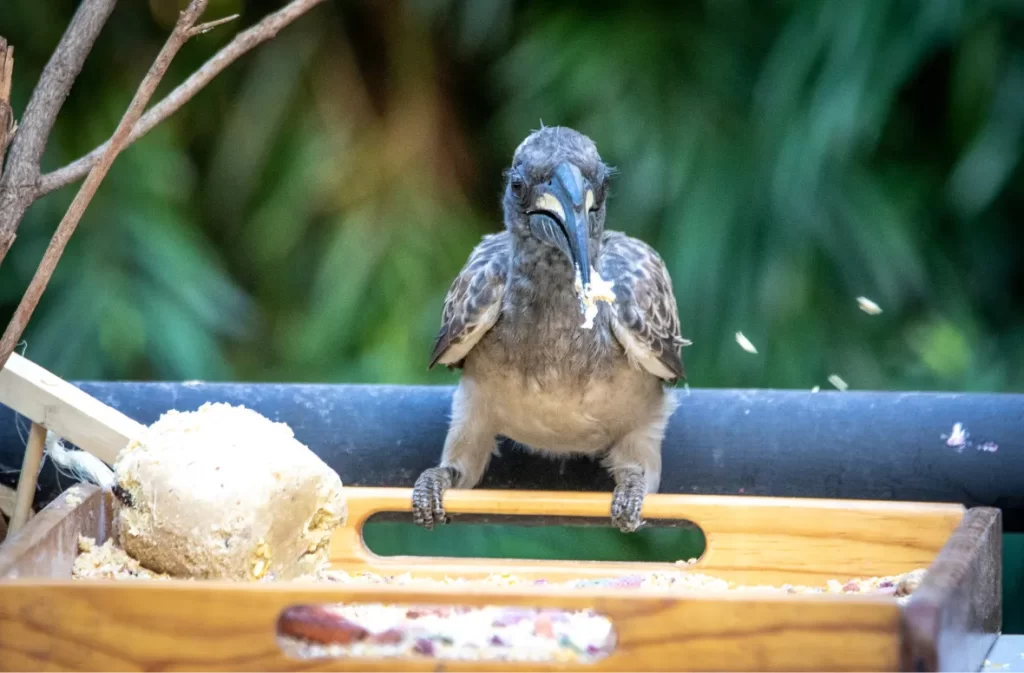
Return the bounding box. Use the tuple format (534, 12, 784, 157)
(530, 161, 591, 288)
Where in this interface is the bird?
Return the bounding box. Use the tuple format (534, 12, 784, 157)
(412, 126, 688, 533)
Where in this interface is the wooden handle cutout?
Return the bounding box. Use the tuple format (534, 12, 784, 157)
(276, 602, 616, 665)
(329, 487, 966, 586)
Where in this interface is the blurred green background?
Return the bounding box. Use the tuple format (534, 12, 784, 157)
(2, 0, 1023, 628)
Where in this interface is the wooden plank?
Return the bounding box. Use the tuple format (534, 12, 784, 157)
(0, 353, 143, 465)
(0, 485, 107, 579)
(331, 487, 967, 586)
(901, 506, 1002, 672)
(0, 484, 986, 672)
(0, 579, 904, 672)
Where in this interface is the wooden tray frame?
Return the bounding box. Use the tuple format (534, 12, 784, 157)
(0, 483, 1001, 672)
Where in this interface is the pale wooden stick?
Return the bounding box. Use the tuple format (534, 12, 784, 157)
(8, 422, 45, 535)
(0, 353, 144, 465)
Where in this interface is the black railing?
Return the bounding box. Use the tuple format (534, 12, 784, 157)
(2, 383, 1022, 530)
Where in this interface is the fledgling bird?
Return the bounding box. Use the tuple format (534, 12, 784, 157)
(412, 126, 688, 533)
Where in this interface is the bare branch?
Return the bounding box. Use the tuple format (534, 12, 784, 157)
(37, 0, 328, 197)
(0, 0, 118, 267)
(189, 14, 241, 38)
(0, 39, 15, 179)
(0, 0, 213, 369)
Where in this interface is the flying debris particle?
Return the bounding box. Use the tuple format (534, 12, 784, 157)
(978, 441, 999, 453)
(811, 386, 820, 393)
(827, 375, 848, 391)
(735, 332, 757, 354)
(944, 422, 969, 450)
(856, 296, 883, 315)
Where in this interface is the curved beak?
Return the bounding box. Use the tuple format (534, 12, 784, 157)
(529, 161, 591, 288)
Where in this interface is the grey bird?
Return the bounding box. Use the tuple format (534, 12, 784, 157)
(412, 126, 687, 533)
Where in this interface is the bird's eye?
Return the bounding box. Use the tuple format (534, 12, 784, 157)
(510, 174, 527, 201)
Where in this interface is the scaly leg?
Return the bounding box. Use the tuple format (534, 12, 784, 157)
(603, 393, 674, 533)
(412, 381, 494, 529)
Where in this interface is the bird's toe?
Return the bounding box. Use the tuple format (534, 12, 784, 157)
(412, 467, 455, 530)
(611, 475, 647, 533)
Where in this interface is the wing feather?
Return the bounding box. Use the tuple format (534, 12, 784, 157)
(599, 231, 687, 382)
(428, 232, 510, 369)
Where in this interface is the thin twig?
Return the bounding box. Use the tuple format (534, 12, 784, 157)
(0, 0, 217, 370)
(0, 0, 118, 267)
(37, 0, 327, 197)
(189, 14, 241, 37)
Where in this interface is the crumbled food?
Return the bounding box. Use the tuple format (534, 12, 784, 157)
(72, 536, 172, 581)
(277, 604, 615, 663)
(318, 567, 926, 602)
(64, 486, 85, 507)
(574, 266, 616, 329)
(72, 535, 927, 604)
(111, 402, 346, 581)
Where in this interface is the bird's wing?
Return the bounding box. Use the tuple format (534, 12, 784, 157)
(599, 231, 687, 382)
(429, 232, 511, 369)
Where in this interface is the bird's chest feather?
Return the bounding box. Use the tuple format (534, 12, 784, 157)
(463, 247, 661, 452)
(482, 255, 620, 385)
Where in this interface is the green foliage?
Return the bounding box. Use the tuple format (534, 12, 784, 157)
(2, 0, 1024, 597)
(3, 0, 1022, 391)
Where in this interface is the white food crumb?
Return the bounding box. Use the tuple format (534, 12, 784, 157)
(946, 422, 968, 448)
(827, 374, 848, 391)
(735, 332, 758, 354)
(65, 486, 84, 507)
(811, 385, 820, 393)
(574, 267, 616, 330)
(856, 296, 883, 315)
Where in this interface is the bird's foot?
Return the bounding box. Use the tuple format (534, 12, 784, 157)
(610, 471, 647, 533)
(412, 466, 459, 530)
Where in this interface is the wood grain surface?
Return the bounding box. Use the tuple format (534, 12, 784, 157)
(0, 352, 143, 465)
(330, 487, 966, 586)
(901, 506, 1001, 672)
(0, 578, 905, 672)
(0, 485, 989, 672)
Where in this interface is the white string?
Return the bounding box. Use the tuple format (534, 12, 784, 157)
(44, 431, 115, 490)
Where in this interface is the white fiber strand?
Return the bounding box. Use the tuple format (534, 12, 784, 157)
(44, 430, 115, 490)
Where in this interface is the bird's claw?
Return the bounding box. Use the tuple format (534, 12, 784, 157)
(412, 466, 457, 530)
(611, 472, 647, 533)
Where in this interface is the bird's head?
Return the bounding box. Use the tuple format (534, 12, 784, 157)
(503, 126, 611, 288)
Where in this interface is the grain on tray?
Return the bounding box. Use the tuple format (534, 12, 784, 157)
(277, 603, 615, 664)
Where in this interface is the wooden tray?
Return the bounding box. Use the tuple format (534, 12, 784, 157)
(0, 484, 1001, 672)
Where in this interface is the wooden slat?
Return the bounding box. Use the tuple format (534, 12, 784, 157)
(0, 353, 143, 465)
(0, 485, 988, 672)
(0, 578, 903, 672)
(330, 487, 966, 586)
(0, 485, 108, 579)
(901, 507, 1002, 672)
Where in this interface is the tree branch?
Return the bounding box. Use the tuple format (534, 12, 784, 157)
(0, 38, 16, 179)
(0, 0, 216, 369)
(0, 0, 118, 267)
(36, 0, 327, 197)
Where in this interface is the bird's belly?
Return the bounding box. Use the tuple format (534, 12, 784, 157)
(471, 367, 663, 455)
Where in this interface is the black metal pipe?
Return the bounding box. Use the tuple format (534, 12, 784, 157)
(1, 383, 1022, 529)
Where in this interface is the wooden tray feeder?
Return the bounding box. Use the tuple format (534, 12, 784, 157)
(0, 355, 1003, 672)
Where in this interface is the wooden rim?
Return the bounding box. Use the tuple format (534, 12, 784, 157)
(329, 487, 966, 581)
